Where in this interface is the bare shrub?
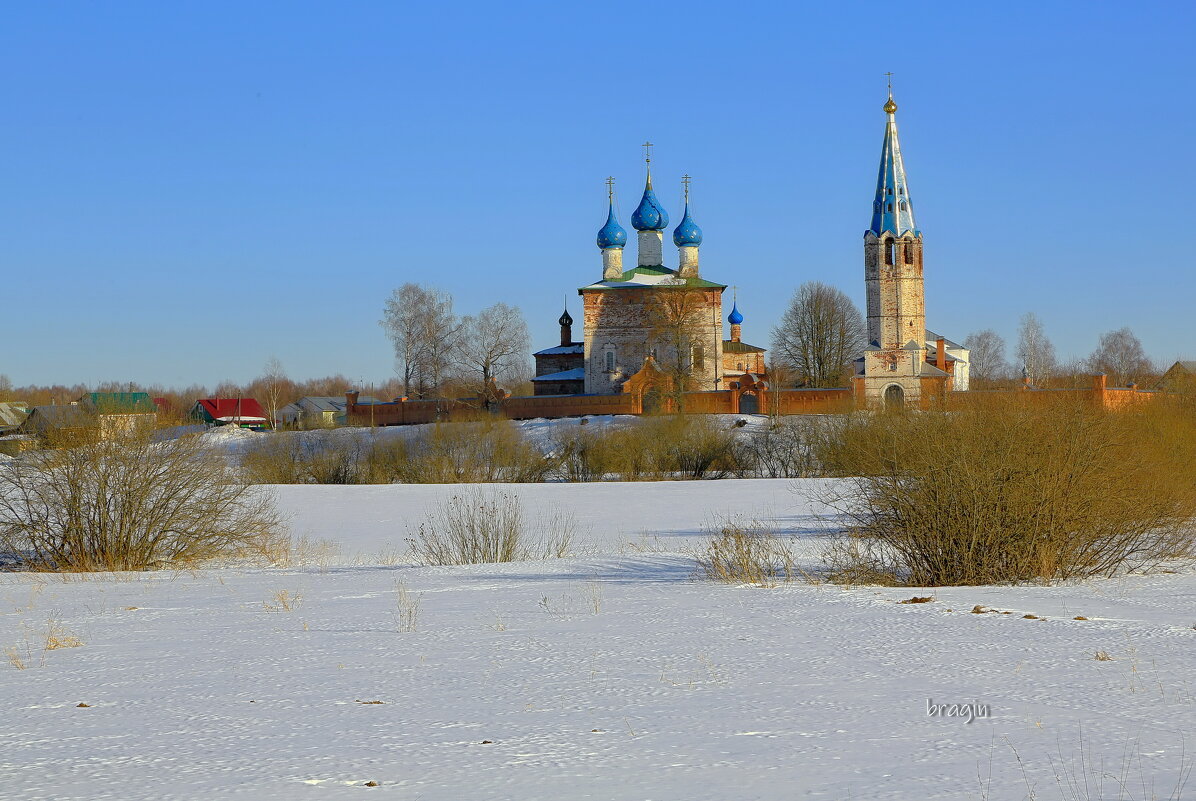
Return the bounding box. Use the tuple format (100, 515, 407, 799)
(737, 417, 827, 478)
(697, 519, 794, 586)
(0, 431, 282, 571)
(818, 395, 1196, 586)
(555, 415, 739, 481)
(242, 433, 364, 484)
(408, 489, 572, 565)
(366, 420, 553, 484)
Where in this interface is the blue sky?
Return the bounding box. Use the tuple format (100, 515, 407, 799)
(2, 1, 1193, 387)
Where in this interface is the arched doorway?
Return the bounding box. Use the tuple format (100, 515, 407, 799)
(883, 384, 905, 411)
(739, 392, 759, 415)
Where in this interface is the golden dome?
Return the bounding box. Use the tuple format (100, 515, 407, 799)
(883, 96, 897, 114)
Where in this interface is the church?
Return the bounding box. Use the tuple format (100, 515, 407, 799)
(532, 150, 766, 399)
(528, 86, 969, 410)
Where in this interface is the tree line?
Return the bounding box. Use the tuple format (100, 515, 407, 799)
(767, 282, 1165, 390)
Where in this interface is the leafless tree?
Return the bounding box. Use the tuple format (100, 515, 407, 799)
(0, 374, 12, 401)
(770, 282, 866, 388)
(1015, 312, 1057, 387)
(253, 357, 291, 430)
(1086, 327, 1154, 387)
(456, 302, 531, 395)
(380, 284, 460, 398)
(646, 289, 710, 409)
(963, 329, 1010, 387)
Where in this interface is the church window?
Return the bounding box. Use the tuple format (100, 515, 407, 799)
(884, 238, 895, 265)
(886, 186, 893, 195)
(604, 350, 614, 372)
(904, 242, 915, 264)
(886, 203, 893, 212)
(899, 201, 907, 211)
(692, 344, 705, 370)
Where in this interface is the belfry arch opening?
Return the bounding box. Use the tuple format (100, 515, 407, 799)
(883, 384, 905, 411)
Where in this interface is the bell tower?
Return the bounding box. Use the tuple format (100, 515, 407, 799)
(859, 81, 932, 409)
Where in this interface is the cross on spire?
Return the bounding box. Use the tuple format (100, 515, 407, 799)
(681, 174, 691, 203)
(642, 141, 653, 165)
(606, 175, 615, 201)
(884, 71, 894, 96)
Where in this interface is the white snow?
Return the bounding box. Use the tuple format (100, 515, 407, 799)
(1, 478, 1193, 800)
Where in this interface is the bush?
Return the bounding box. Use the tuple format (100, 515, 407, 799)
(737, 417, 828, 478)
(697, 519, 795, 586)
(242, 432, 364, 484)
(407, 489, 572, 565)
(0, 432, 282, 571)
(367, 420, 555, 484)
(818, 395, 1196, 586)
(553, 415, 740, 481)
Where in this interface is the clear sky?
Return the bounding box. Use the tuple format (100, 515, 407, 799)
(2, 1, 1193, 387)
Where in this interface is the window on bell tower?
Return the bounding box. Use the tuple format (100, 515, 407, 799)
(884, 238, 895, 266)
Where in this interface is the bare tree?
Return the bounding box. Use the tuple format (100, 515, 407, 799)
(646, 289, 709, 409)
(456, 302, 531, 395)
(0, 374, 12, 401)
(771, 282, 866, 388)
(1086, 327, 1154, 387)
(381, 284, 459, 398)
(963, 329, 1010, 387)
(1015, 312, 1057, 387)
(253, 356, 292, 430)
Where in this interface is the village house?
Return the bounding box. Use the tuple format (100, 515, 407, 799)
(277, 395, 383, 428)
(190, 398, 269, 430)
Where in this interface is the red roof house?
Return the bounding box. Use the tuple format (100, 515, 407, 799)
(190, 398, 269, 429)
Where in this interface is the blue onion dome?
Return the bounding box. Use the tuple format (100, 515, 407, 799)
(558, 307, 573, 326)
(672, 200, 702, 247)
(596, 202, 627, 249)
(727, 301, 743, 326)
(631, 175, 669, 231)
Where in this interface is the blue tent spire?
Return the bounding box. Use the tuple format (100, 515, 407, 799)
(868, 89, 919, 238)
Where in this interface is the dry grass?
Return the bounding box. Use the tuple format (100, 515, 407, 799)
(394, 581, 420, 632)
(697, 519, 795, 587)
(263, 589, 302, 612)
(407, 489, 572, 566)
(817, 394, 1196, 586)
(43, 619, 83, 650)
(1095, 650, 1114, 661)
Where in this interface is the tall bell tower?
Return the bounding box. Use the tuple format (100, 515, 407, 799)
(859, 81, 938, 408)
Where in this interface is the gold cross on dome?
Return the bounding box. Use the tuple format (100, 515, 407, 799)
(681, 174, 692, 202)
(606, 176, 615, 200)
(642, 141, 653, 165)
(884, 71, 894, 93)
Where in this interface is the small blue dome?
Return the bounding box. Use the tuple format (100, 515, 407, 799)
(672, 201, 702, 247)
(631, 176, 669, 231)
(596, 202, 627, 249)
(727, 302, 743, 326)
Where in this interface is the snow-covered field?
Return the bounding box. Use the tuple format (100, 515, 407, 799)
(1, 479, 1193, 800)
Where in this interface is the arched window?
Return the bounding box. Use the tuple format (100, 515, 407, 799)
(899, 201, 907, 211)
(904, 242, 915, 264)
(692, 344, 705, 370)
(886, 203, 893, 212)
(884, 238, 895, 265)
(737, 361, 744, 371)
(604, 350, 614, 372)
